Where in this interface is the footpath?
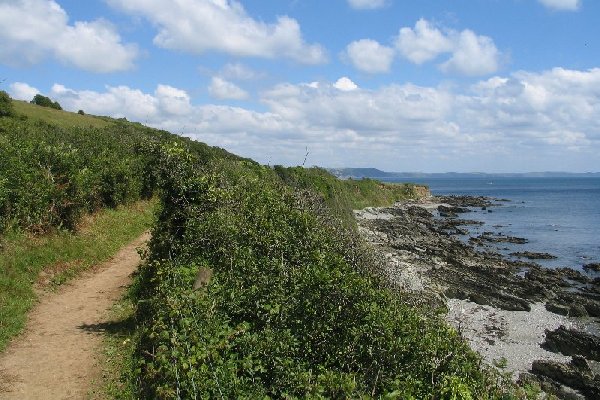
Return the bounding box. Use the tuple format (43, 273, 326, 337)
(0, 232, 149, 399)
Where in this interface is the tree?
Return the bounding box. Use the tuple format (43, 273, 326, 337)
(77, 109, 85, 115)
(31, 94, 62, 110)
(0, 90, 14, 117)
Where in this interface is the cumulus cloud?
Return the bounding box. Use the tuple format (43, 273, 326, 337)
(155, 84, 193, 115)
(209, 77, 249, 100)
(538, 0, 580, 11)
(0, 0, 137, 72)
(38, 68, 600, 171)
(345, 39, 394, 73)
(440, 30, 500, 76)
(395, 19, 454, 64)
(9, 82, 40, 101)
(463, 68, 600, 146)
(50, 84, 158, 120)
(333, 77, 359, 91)
(395, 18, 500, 76)
(107, 0, 326, 64)
(347, 0, 388, 10)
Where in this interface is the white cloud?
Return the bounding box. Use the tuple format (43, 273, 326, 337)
(50, 84, 158, 120)
(440, 30, 500, 76)
(0, 0, 137, 72)
(538, 0, 580, 11)
(395, 19, 454, 64)
(39, 68, 600, 171)
(347, 0, 388, 10)
(9, 82, 40, 101)
(155, 84, 193, 115)
(209, 77, 249, 100)
(333, 77, 359, 91)
(107, 0, 326, 64)
(395, 19, 500, 76)
(219, 63, 262, 81)
(345, 39, 394, 73)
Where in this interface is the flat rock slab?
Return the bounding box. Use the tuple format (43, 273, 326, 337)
(0, 232, 149, 400)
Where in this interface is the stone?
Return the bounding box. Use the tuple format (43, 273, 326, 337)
(543, 326, 600, 361)
(583, 263, 600, 272)
(193, 267, 213, 290)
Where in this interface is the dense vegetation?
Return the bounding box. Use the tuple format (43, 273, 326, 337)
(0, 91, 14, 117)
(0, 99, 236, 235)
(1, 95, 517, 398)
(30, 94, 62, 110)
(274, 165, 426, 226)
(130, 144, 512, 398)
(0, 96, 237, 351)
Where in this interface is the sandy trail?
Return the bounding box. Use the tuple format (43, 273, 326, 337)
(0, 232, 150, 400)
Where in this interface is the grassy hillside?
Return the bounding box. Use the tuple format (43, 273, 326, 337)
(0, 99, 239, 235)
(12, 100, 112, 129)
(0, 96, 522, 398)
(274, 165, 425, 226)
(0, 96, 240, 351)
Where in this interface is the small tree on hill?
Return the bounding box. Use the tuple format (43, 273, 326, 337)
(31, 94, 62, 110)
(0, 90, 14, 117)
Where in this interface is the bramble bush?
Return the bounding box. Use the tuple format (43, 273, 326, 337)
(132, 144, 511, 399)
(0, 119, 147, 232)
(0, 91, 14, 117)
(0, 112, 238, 234)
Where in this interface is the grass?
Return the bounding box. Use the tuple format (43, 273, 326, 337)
(93, 295, 138, 400)
(12, 100, 112, 129)
(0, 199, 156, 352)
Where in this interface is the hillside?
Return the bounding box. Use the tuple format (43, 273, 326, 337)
(11, 100, 113, 129)
(1, 95, 519, 398)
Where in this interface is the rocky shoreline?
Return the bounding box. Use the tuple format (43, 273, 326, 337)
(355, 196, 600, 399)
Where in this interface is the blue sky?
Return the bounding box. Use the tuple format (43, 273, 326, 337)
(1, 0, 599, 172)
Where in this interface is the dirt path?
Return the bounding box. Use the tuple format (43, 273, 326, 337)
(0, 232, 150, 400)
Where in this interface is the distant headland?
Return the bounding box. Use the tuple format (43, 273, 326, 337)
(327, 168, 600, 180)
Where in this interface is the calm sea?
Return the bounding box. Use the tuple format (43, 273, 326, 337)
(385, 177, 600, 272)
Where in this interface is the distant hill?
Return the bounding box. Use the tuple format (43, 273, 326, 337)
(327, 168, 600, 179)
(326, 167, 394, 179)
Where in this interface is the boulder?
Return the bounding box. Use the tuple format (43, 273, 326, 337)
(531, 357, 600, 399)
(542, 326, 600, 361)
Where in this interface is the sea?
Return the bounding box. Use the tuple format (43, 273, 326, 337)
(384, 176, 600, 274)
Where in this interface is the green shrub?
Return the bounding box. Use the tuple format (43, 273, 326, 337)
(0, 107, 245, 236)
(30, 94, 62, 110)
(0, 91, 14, 117)
(132, 144, 508, 399)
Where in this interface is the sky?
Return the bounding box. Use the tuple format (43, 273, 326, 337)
(1, 0, 599, 172)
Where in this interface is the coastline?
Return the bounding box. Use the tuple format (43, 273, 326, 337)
(355, 196, 600, 399)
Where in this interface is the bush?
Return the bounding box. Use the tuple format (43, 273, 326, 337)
(0, 91, 14, 117)
(132, 145, 508, 399)
(0, 110, 243, 235)
(30, 94, 62, 110)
